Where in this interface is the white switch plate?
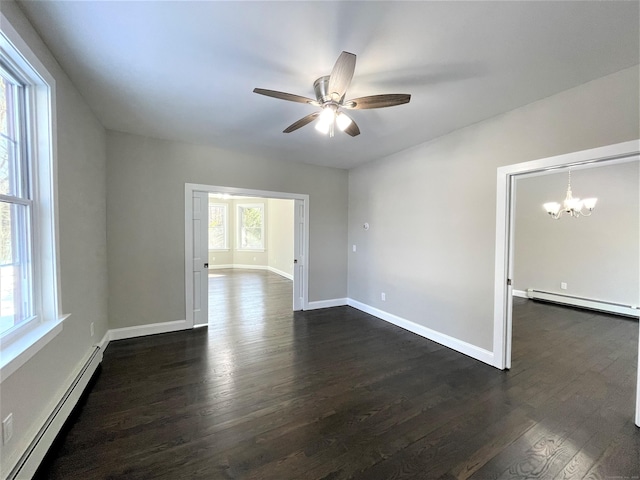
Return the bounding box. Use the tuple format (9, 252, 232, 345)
(381, 292, 386, 301)
(352, 245, 356, 252)
(561, 282, 567, 290)
(90, 322, 94, 337)
(3, 413, 13, 445)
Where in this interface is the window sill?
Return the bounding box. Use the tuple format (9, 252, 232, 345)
(236, 249, 265, 252)
(209, 248, 230, 252)
(0, 314, 69, 382)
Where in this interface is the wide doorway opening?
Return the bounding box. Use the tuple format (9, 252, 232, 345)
(206, 193, 295, 328)
(185, 184, 309, 329)
(493, 140, 640, 426)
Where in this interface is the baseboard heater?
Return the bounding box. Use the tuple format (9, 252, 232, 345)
(7, 346, 103, 480)
(526, 289, 639, 318)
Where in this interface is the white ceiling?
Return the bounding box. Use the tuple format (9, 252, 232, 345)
(16, 1, 639, 170)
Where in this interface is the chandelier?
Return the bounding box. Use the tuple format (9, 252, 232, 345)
(543, 171, 597, 219)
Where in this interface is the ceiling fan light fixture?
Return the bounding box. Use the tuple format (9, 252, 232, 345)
(314, 120, 331, 135)
(253, 51, 410, 137)
(315, 107, 335, 134)
(335, 111, 352, 131)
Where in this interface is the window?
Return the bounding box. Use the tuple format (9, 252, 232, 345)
(237, 203, 264, 250)
(0, 62, 34, 337)
(208, 202, 228, 249)
(1, 14, 62, 382)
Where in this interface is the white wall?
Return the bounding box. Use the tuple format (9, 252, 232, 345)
(267, 198, 295, 277)
(208, 197, 294, 275)
(106, 131, 348, 329)
(513, 161, 639, 306)
(230, 198, 269, 267)
(348, 65, 639, 353)
(0, 1, 108, 475)
(208, 197, 234, 266)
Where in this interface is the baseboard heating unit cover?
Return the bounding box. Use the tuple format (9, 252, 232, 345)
(527, 289, 639, 318)
(6, 346, 103, 480)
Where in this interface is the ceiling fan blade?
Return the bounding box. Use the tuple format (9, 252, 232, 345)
(283, 111, 321, 133)
(327, 51, 356, 101)
(343, 94, 411, 110)
(343, 117, 360, 137)
(253, 88, 320, 106)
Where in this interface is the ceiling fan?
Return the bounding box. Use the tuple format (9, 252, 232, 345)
(253, 51, 411, 137)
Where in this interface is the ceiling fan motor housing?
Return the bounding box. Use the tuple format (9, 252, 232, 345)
(313, 75, 336, 104)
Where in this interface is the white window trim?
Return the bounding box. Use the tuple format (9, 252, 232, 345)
(208, 202, 228, 251)
(236, 203, 265, 252)
(0, 12, 65, 382)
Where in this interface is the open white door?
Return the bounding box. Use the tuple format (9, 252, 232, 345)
(504, 174, 517, 369)
(293, 199, 305, 311)
(192, 191, 209, 326)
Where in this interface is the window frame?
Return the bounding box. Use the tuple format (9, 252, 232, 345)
(1, 59, 37, 339)
(208, 201, 228, 250)
(0, 12, 65, 383)
(236, 203, 265, 251)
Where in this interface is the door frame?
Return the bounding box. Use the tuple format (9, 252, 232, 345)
(185, 183, 310, 328)
(492, 139, 640, 425)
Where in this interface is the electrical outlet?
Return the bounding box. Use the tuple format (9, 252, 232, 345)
(90, 322, 94, 337)
(253, 256, 257, 261)
(3, 413, 13, 445)
(561, 282, 567, 290)
(381, 292, 386, 301)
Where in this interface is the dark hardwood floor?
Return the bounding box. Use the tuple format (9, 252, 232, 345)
(35, 270, 639, 479)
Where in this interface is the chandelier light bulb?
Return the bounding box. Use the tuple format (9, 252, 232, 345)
(543, 202, 561, 216)
(582, 197, 598, 210)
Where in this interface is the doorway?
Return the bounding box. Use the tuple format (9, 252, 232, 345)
(185, 184, 309, 329)
(493, 139, 640, 425)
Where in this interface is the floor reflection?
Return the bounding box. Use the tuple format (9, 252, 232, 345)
(206, 268, 295, 404)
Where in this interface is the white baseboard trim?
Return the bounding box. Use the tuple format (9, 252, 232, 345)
(229, 264, 268, 271)
(209, 264, 293, 280)
(306, 298, 348, 310)
(109, 319, 189, 342)
(512, 289, 528, 299)
(267, 266, 293, 280)
(6, 346, 103, 480)
(96, 330, 110, 351)
(347, 298, 494, 366)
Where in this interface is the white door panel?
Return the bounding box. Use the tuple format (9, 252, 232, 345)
(293, 199, 305, 311)
(192, 191, 208, 325)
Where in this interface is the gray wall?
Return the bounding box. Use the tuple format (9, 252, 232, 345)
(1, 1, 637, 471)
(106, 131, 348, 329)
(513, 162, 639, 306)
(348, 65, 639, 352)
(0, 1, 108, 473)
